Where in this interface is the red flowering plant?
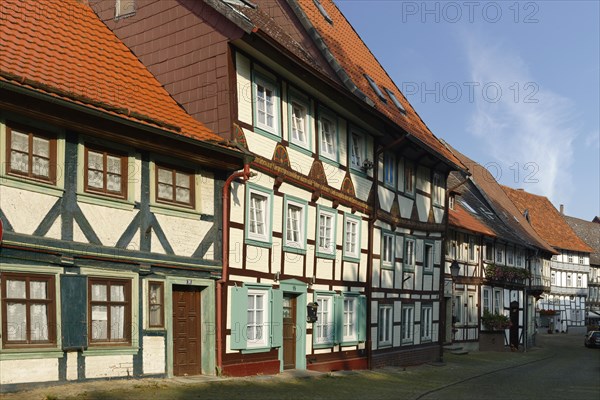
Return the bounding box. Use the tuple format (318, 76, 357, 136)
(484, 264, 530, 283)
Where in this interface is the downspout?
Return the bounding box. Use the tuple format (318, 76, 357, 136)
(217, 164, 251, 372)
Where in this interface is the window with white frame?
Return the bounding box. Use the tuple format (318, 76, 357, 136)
(453, 294, 463, 325)
(448, 195, 455, 210)
(551, 271, 556, 285)
(404, 161, 415, 194)
(254, 75, 279, 135)
(404, 238, 415, 270)
(284, 197, 306, 251)
(342, 297, 358, 342)
(315, 295, 334, 345)
(350, 132, 364, 170)
(115, 0, 135, 18)
(378, 304, 393, 346)
(567, 252, 573, 263)
(289, 98, 309, 148)
(246, 289, 268, 348)
(506, 249, 514, 266)
(493, 289, 502, 314)
(424, 243, 434, 273)
(382, 232, 394, 267)
(432, 173, 444, 206)
(421, 305, 433, 341)
(468, 236, 476, 262)
(496, 247, 504, 264)
(577, 275, 582, 288)
(516, 251, 524, 267)
(482, 288, 491, 313)
(468, 294, 476, 324)
(485, 242, 494, 262)
(317, 207, 336, 256)
(343, 214, 360, 261)
(319, 112, 337, 161)
(567, 273, 572, 287)
(383, 153, 395, 186)
(579, 254, 585, 264)
(246, 186, 272, 244)
(401, 305, 414, 343)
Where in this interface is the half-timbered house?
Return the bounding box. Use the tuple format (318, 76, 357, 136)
(0, 0, 247, 389)
(91, 0, 466, 375)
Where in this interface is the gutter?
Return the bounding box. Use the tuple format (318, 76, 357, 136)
(216, 164, 252, 372)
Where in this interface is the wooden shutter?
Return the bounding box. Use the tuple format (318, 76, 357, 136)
(270, 288, 283, 348)
(358, 295, 367, 342)
(60, 275, 87, 350)
(230, 285, 248, 350)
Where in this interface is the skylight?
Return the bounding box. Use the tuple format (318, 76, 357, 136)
(364, 74, 386, 103)
(480, 207, 494, 220)
(313, 0, 332, 24)
(459, 200, 477, 214)
(384, 87, 406, 114)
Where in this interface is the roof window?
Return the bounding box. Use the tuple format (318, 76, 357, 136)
(115, 0, 135, 19)
(314, 0, 333, 24)
(459, 200, 477, 214)
(364, 74, 386, 103)
(384, 87, 406, 114)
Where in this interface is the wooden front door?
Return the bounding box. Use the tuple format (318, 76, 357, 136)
(173, 285, 202, 376)
(510, 300, 519, 348)
(283, 294, 296, 369)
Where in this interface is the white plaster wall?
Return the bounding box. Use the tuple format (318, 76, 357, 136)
(343, 262, 358, 281)
(73, 221, 88, 244)
(66, 352, 78, 381)
(0, 186, 57, 235)
(46, 218, 61, 240)
(244, 127, 278, 160)
(199, 171, 215, 216)
(245, 246, 270, 273)
(398, 195, 414, 219)
(229, 181, 245, 224)
(0, 358, 59, 384)
(416, 166, 431, 193)
(156, 215, 212, 257)
(316, 259, 334, 280)
(372, 263, 380, 288)
(381, 269, 394, 289)
(236, 53, 253, 125)
(416, 194, 431, 222)
(288, 147, 314, 177)
(151, 229, 166, 254)
(323, 163, 345, 190)
(352, 173, 372, 203)
(433, 206, 444, 224)
(143, 336, 165, 375)
(378, 186, 394, 213)
(79, 203, 136, 247)
(283, 252, 304, 276)
(85, 355, 134, 379)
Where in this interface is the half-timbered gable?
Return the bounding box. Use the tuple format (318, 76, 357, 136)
(0, 0, 247, 389)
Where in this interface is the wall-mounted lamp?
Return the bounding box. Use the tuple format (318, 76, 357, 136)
(361, 159, 374, 171)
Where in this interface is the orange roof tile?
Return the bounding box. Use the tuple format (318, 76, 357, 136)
(0, 0, 231, 147)
(502, 186, 594, 253)
(449, 203, 496, 237)
(293, 0, 464, 170)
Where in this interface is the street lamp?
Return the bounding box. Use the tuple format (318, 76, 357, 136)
(450, 260, 460, 342)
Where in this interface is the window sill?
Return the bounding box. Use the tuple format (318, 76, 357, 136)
(319, 155, 340, 167)
(316, 252, 336, 260)
(77, 192, 135, 211)
(283, 245, 307, 255)
(381, 264, 394, 271)
(245, 238, 272, 248)
(382, 182, 396, 191)
(377, 342, 392, 349)
(0, 348, 63, 360)
(150, 203, 202, 220)
(241, 346, 271, 354)
(254, 126, 282, 142)
(313, 342, 334, 350)
(343, 255, 360, 263)
(0, 174, 64, 197)
(83, 347, 139, 356)
(340, 339, 359, 347)
(424, 269, 434, 275)
(349, 167, 369, 179)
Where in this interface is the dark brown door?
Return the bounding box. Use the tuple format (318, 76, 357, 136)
(510, 301, 519, 348)
(173, 285, 202, 376)
(283, 294, 296, 369)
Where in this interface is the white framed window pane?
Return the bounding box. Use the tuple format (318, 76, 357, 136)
(111, 305, 125, 339)
(30, 304, 49, 341)
(92, 284, 107, 301)
(287, 204, 301, 243)
(249, 193, 266, 235)
(91, 305, 108, 340)
(7, 279, 26, 299)
(6, 302, 26, 341)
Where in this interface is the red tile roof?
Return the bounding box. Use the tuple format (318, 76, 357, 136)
(502, 186, 594, 253)
(449, 203, 496, 237)
(293, 0, 465, 170)
(0, 0, 230, 146)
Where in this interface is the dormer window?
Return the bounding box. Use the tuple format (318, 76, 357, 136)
(449, 195, 455, 210)
(384, 88, 406, 114)
(115, 0, 135, 18)
(314, 0, 333, 24)
(364, 74, 386, 103)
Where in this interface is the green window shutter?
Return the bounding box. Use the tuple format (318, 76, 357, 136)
(230, 285, 248, 350)
(60, 275, 88, 350)
(358, 295, 367, 342)
(271, 288, 283, 348)
(334, 295, 344, 345)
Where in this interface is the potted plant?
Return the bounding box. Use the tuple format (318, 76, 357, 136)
(481, 310, 511, 331)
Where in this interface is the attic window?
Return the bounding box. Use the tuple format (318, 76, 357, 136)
(115, 0, 135, 18)
(480, 207, 494, 220)
(364, 74, 386, 103)
(384, 88, 407, 114)
(459, 200, 477, 214)
(314, 0, 333, 24)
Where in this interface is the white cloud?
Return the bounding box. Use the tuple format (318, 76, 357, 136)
(464, 36, 580, 205)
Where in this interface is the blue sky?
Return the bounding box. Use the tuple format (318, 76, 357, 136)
(337, 0, 600, 220)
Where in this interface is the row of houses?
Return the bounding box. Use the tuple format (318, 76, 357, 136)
(0, 0, 597, 390)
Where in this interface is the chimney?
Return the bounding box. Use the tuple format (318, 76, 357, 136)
(560, 204, 564, 214)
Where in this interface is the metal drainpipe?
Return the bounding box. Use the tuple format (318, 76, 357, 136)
(216, 164, 251, 373)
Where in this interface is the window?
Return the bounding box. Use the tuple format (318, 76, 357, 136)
(343, 214, 361, 261)
(254, 74, 279, 135)
(378, 305, 393, 346)
(468, 294, 476, 324)
(404, 238, 415, 271)
(319, 112, 337, 161)
(384, 87, 407, 114)
(421, 305, 433, 341)
(115, 0, 135, 18)
(551, 271, 556, 285)
(382, 232, 395, 267)
(493, 289, 502, 314)
(148, 281, 164, 328)
(290, 100, 308, 148)
(577, 275, 582, 288)
(424, 243, 434, 273)
(485, 242, 494, 262)
(383, 153, 395, 186)
(85, 146, 127, 198)
(432, 173, 444, 206)
(516, 251, 524, 267)
(468, 236, 476, 262)
(567, 253, 573, 263)
(401, 305, 414, 343)
(317, 206, 337, 257)
(1, 273, 56, 347)
(342, 297, 357, 342)
(453, 294, 463, 325)
(364, 74, 386, 102)
(448, 195, 455, 210)
(483, 288, 491, 313)
(315, 295, 334, 345)
(246, 185, 273, 245)
(155, 164, 194, 207)
(283, 197, 307, 252)
(313, 0, 332, 23)
(579, 254, 585, 264)
(506, 249, 514, 266)
(495, 247, 504, 264)
(567, 273, 572, 287)
(6, 124, 57, 184)
(89, 278, 131, 344)
(350, 133, 364, 170)
(247, 289, 268, 348)
(404, 161, 414, 194)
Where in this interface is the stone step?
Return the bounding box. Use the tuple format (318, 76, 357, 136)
(443, 345, 463, 351)
(451, 350, 469, 355)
